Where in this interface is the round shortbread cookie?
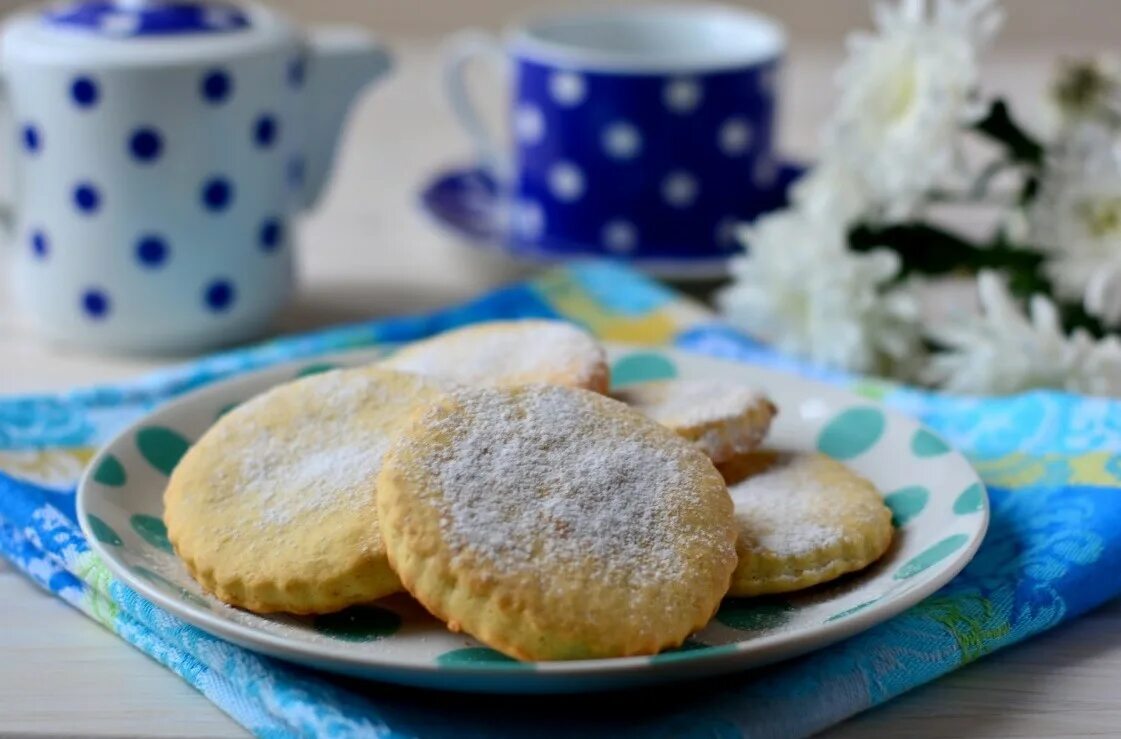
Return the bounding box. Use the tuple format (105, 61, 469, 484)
(377, 384, 738, 661)
(164, 367, 444, 615)
(380, 319, 609, 392)
(612, 379, 777, 464)
(725, 452, 893, 597)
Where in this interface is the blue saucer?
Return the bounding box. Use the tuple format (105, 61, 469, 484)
(419, 162, 804, 280)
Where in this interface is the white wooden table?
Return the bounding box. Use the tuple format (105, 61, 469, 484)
(3, 40, 1120, 738)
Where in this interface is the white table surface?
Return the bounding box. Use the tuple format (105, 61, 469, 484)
(3, 40, 1120, 738)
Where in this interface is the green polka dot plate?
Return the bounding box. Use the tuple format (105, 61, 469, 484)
(78, 345, 988, 693)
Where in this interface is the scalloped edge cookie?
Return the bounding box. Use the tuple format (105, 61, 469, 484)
(165, 367, 444, 615)
(612, 379, 776, 463)
(724, 452, 893, 597)
(380, 319, 609, 393)
(376, 384, 737, 661)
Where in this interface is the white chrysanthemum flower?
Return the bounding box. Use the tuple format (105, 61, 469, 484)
(790, 157, 871, 227)
(1030, 120, 1121, 326)
(715, 211, 923, 376)
(924, 271, 1121, 395)
(1084, 260, 1121, 327)
(1050, 55, 1121, 129)
(829, 0, 1002, 220)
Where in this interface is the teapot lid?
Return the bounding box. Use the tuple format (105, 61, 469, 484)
(1, 1, 298, 65)
(45, 1, 251, 38)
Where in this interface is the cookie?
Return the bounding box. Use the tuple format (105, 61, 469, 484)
(376, 384, 737, 661)
(381, 319, 609, 392)
(164, 367, 444, 614)
(612, 379, 776, 464)
(725, 452, 893, 597)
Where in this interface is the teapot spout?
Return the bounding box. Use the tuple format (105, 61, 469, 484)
(300, 26, 392, 209)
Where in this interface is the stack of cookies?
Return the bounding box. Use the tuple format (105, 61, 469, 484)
(164, 320, 892, 661)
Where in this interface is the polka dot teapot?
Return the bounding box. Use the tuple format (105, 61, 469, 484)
(1, 0, 391, 353)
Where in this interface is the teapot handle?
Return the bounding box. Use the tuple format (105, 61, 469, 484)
(0, 73, 13, 241)
(301, 26, 393, 210)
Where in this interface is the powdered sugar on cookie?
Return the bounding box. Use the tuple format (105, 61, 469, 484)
(382, 320, 608, 391)
(729, 454, 879, 557)
(725, 452, 894, 597)
(206, 371, 391, 528)
(615, 380, 766, 426)
(400, 385, 732, 585)
(614, 379, 777, 462)
(165, 366, 447, 613)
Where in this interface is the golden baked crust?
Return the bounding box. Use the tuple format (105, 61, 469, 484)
(164, 367, 443, 614)
(377, 384, 737, 661)
(380, 320, 609, 393)
(613, 379, 776, 464)
(725, 452, 893, 597)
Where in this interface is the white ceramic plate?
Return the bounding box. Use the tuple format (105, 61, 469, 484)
(78, 345, 988, 693)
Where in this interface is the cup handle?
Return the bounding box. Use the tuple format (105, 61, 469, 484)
(442, 30, 511, 184)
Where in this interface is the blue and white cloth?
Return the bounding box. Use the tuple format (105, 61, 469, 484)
(2, 262, 1120, 738)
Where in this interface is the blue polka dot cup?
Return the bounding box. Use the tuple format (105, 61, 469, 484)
(444, 6, 786, 265)
(0, 1, 391, 353)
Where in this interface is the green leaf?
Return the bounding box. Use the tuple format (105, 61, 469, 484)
(848, 222, 1046, 279)
(849, 221, 1109, 338)
(972, 99, 1045, 170)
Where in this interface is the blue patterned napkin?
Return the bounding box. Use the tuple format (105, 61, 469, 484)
(2, 262, 1120, 738)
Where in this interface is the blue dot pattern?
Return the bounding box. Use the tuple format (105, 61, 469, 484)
(253, 115, 278, 148)
(37, 60, 294, 327)
(288, 57, 306, 89)
(136, 236, 169, 268)
(74, 183, 101, 213)
(259, 218, 282, 251)
(71, 77, 99, 107)
(82, 289, 109, 319)
(509, 61, 786, 259)
(22, 125, 40, 153)
(129, 128, 163, 162)
(201, 178, 233, 211)
(204, 280, 235, 312)
(287, 157, 305, 189)
(201, 70, 231, 103)
(30, 231, 48, 259)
